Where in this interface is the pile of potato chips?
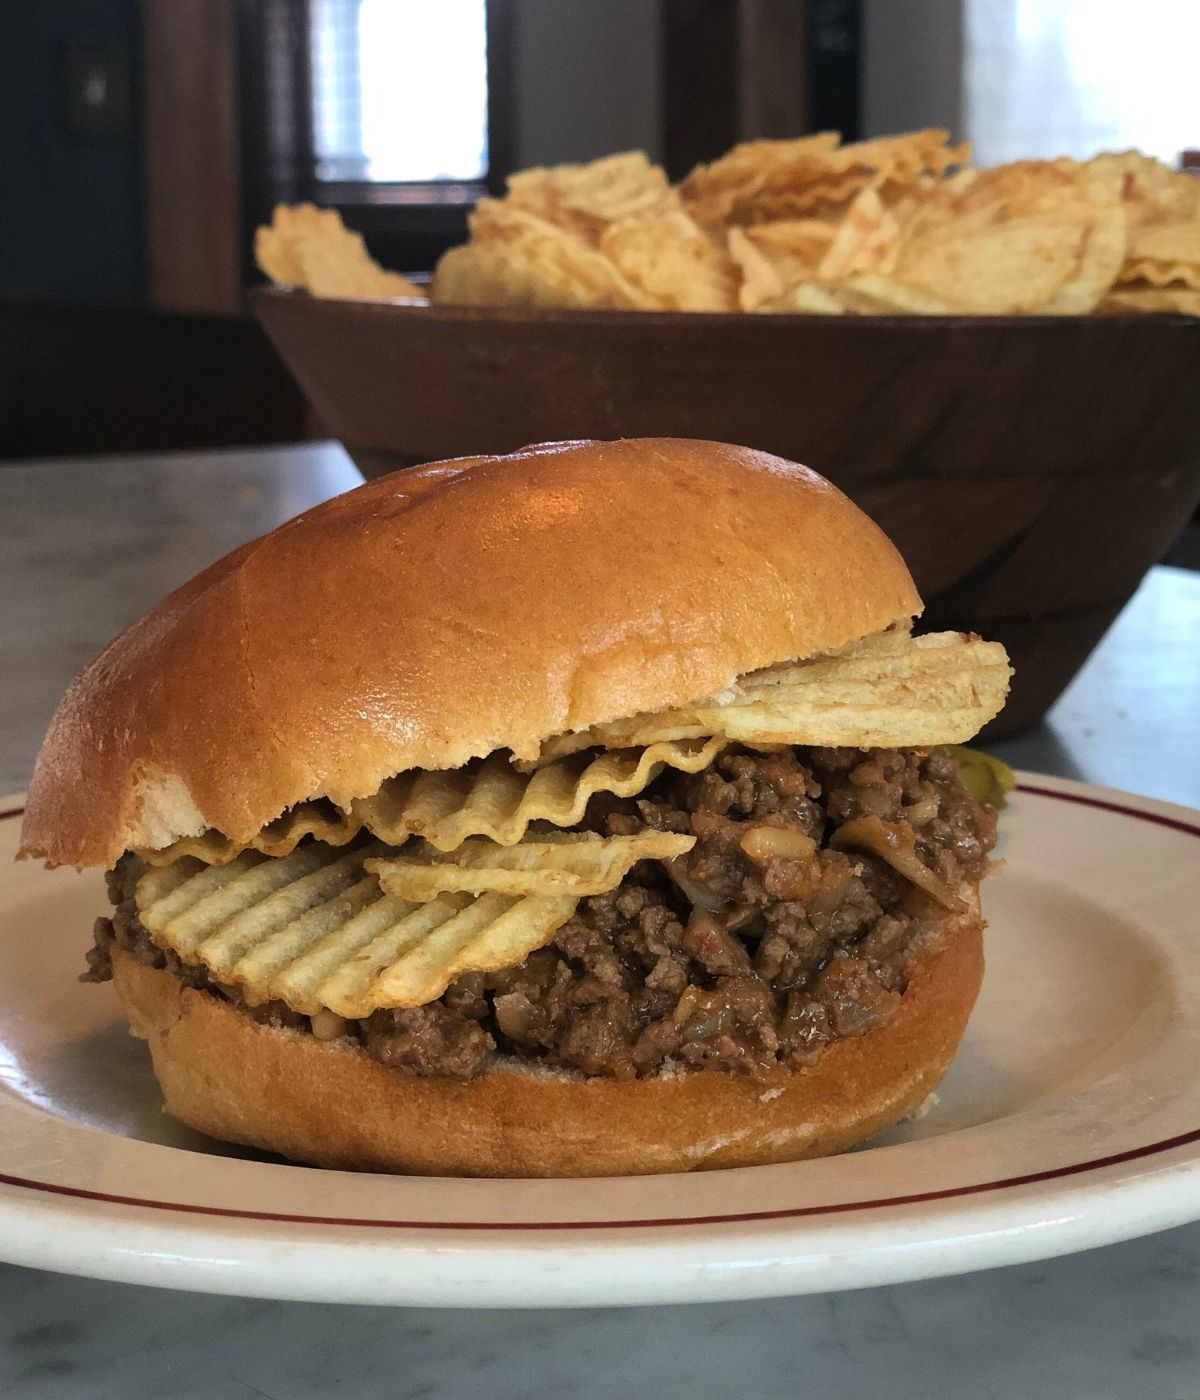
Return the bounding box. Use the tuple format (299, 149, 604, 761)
(257, 129, 1200, 317)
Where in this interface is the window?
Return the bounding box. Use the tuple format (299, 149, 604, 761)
(966, 0, 1200, 166)
(229, 0, 514, 271)
(310, 0, 489, 185)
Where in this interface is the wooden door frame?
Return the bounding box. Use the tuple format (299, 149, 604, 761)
(143, 0, 243, 314)
(660, 0, 860, 179)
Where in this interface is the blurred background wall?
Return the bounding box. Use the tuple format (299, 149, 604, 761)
(513, 0, 662, 168)
(863, 0, 961, 139)
(1, 1, 145, 305)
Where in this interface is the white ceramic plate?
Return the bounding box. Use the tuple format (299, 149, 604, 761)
(2, 774, 1199, 1308)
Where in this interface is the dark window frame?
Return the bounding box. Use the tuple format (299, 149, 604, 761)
(237, 0, 516, 275)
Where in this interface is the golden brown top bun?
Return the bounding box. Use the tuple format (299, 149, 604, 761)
(22, 438, 920, 869)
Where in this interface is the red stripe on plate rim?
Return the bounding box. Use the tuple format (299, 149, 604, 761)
(2, 784, 1198, 1233)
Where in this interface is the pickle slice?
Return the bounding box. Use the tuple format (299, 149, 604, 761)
(943, 745, 1016, 810)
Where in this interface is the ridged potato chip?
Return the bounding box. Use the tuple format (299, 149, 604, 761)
(679, 133, 842, 228)
(1040, 198, 1128, 314)
(362, 889, 579, 1012)
(255, 209, 308, 287)
(138, 738, 726, 867)
(1126, 216, 1200, 268)
(359, 738, 725, 852)
(599, 210, 739, 311)
(1098, 152, 1200, 226)
(135, 825, 693, 1015)
(1085, 151, 1195, 218)
(882, 162, 1099, 313)
(135, 840, 580, 1015)
(727, 222, 835, 310)
(1099, 285, 1200, 316)
(367, 829, 694, 901)
(506, 151, 676, 234)
(827, 275, 956, 315)
(1119, 259, 1200, 289)
(816, 186, 902, 281)
(899, 215, 1087, 311)
(727, 227, 786, 310)
(1083, 151, 1200, 294)
(255, 203, 423, 300)
(536, 630, 1011, 760)
(684, 129, 967, 231)
(745, 168, 874, 225)
(758, 281, 849, 315)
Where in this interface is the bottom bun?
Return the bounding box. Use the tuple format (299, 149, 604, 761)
(111, 908, 984, 1178)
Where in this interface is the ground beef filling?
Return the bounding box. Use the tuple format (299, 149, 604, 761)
(88, 746, 996, 1082)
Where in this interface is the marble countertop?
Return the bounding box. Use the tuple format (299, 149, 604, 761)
(2, 443, 1199, 1399)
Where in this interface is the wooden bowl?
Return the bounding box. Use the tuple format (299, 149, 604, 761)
(252, 289, 1200, 735)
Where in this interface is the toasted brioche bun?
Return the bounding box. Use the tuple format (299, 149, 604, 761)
(22, 438, 920, 869)
(110, 895, 982, 1178)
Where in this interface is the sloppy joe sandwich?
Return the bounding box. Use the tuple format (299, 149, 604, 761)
(21, 438, 1011, 1177)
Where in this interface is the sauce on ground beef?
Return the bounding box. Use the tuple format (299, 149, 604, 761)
(88, 745, 996, 1081)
